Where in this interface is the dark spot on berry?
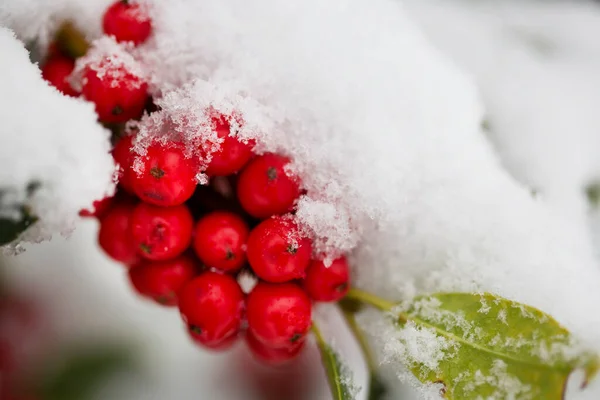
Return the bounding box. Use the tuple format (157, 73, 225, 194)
(190, 325, 202, 335)
(335, 282, 349, 292)
(112, 105, 124, 116)
(290, 333, 302, 343)
(225, 248, 235, 260)
(150, 167, 165, 179)
(151, 224, 166, 240)
(287, 244, 298, 255)
(142, 191, 164, 200)
(156, 292, 174, 305)
(139, 243, 151, 253)
(266, 166, 278, 181)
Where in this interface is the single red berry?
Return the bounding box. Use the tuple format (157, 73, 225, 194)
(237, 153, 300, 219)
(98, 199, 139, 265)
(178, 272, 245, 348)
(81, 60, 148, 123)
(246, 216, 312, 283)
(246, 282, 312, 348)
(303, 257, 350, 302)
(205, 116, 254, 176)
(41, 55, 77, 97)
(112, 135, 136, 194)
(103, 0, 152, 46)
(130, 203, 193, 261)
(245, 330, 305, 365)
(192, 211, 249, 273)
(79, 195, 114, 218)
(128, 255, 198, 306)
(131, 142, 197, 206)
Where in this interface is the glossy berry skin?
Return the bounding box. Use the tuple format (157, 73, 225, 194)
(237, 153, 300, 219)
(246, 216, 312, 283)
(81, 61, 147, 123)
(98, 200, 139, 265)
(245, 330, 305, 365)
(103, 0, 152, 46)
(178, 272, 245, 348)
(112, 135, 136, 194)
(131, 142, 197, 206)
(205, 116, 254, 177)
(41, 56, 77, 96)
(79, 195, 114, 218)
(303, 257, 350, 302)
(192, 211, 249, 273)
(130, 203, 193, 261)
(128, 255, 198, 306)
(246, 282, 312, 348)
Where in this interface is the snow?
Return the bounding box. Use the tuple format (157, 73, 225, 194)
(3, 0, 600, 399)
(0, 27, 114, 252)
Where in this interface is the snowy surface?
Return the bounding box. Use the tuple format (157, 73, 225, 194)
(3, 0, 600, 399)
(0, 27, 114, 252)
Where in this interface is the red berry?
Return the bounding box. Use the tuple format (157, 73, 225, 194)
(81, 60, 147, 123)
(79, 195, 114, 218)
(245, 330, 305, 365)
(246, 282, 312, 348)
(41, 55, 77, 97)
(103, 0, 152, 46)
(246, 216, 312, 283)
(192, 211, 249, 273)
(131, 142, 197, 207)
(303, 257, 350, 302)
(128, 255, 198, 306)
(130, 203, 193, 261)
(98, 199, 139, 265)
(112, 135, 136, 194)
(205, 116, 254, 176)
(178, 272, 244, 347)
(237, 153, 300, 219)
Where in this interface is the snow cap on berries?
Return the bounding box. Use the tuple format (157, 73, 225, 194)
(71, 35, 147, 92)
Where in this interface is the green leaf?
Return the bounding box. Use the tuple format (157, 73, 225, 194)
(313, 322, 357, 400)
(346, 289, 599, 400)
(38, 345, 133, 400)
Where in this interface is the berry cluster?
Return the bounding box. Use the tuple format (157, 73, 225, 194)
(41, 0, 351, 366)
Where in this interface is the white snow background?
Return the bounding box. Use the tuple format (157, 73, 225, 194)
(2, 0, 600, 399)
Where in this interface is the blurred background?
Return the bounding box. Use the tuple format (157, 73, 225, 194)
(4, 0, 600, 399)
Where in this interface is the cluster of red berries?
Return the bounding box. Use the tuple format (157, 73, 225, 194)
(41, 1, 351, 365)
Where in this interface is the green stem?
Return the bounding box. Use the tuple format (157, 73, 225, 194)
(345, 288, 397, 313)
(340, 307, 377, 372)
(312, 323, 345, 400)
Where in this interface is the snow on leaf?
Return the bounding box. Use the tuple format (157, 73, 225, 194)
(313, 322, 357, 400)
(348, 289, 599, 400)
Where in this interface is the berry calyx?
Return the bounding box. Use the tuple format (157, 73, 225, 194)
(246, 282, 312, 348)
(81, 59, 148, 123)
(205, 116, 254, 177)
(303, 257, 350, 302)
(79, 195, 114, 218)
(41, 55, 77, 97)
(103, 0, 152, 46)
(130, 202, 194, 261)
(98, 199, 139, 265)
(246, 216, 312, 283)
(131, 141, 198, 206)
(178, 272, 245, 348)
(112, 135, 136, 194)
(128, 255, 198, 306)
(192, 211, 249, 273)
(237, 153, 300, 219)
(245, 330, 305, 365)
(188, 327, 239, 351)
